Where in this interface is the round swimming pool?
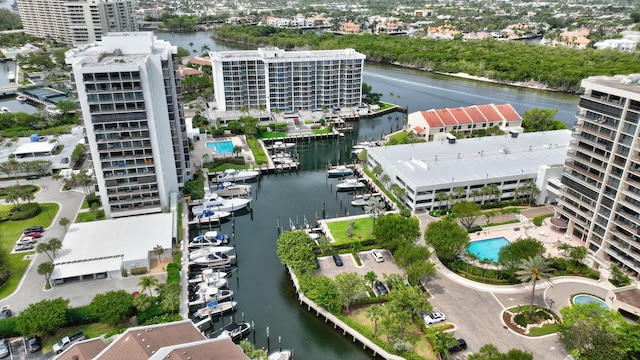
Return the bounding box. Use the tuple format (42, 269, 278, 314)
(572, 294, 609, 310)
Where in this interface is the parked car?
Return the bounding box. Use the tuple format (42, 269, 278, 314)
(0, 338, 8, 358)
(26, 335, 41, 353)
(448, 338, 467, 353)
(374, 281, 388, 295)
(332, 254, 343, 266)
(0, 308, 11, 319)
(60, 157, 70, 164)
(23, 226, 44, 234)
(22, 231, 41, 239)
(423, 312, 446, 325)
(17, 236, 36, 245)
(15, 244, 34, 252)
(371, 249, 384, 263)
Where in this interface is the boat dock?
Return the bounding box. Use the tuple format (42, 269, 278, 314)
(286, 266, 404, 360)
(340, 103, 408, 121)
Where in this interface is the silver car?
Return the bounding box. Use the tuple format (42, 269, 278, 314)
(0, 338, 9, 358)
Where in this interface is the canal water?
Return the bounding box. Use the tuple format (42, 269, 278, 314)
(165, 31, 581, 359)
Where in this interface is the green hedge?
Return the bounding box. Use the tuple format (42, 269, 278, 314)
(533, 214, 553, 226)
(0, 318, 19, 338)
(0, 185, 38, 197)
(5, 203, 41, 221)
(66, 305, 97, 326)
(166, 263, 180, 284)
(130, 267, 147, 275)
(86, 194, 100, 208)
(172, 251, 182, 265)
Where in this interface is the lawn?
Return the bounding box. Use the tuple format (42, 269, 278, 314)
(0, 202, 60, 299)
(258, 132, 286, 139)
(76, 212, 97, 223)
(312, 128, 332, 135)
(348, 307, 437, 360)
(326, 217, 376, 244)
(247, 138, 268, 164)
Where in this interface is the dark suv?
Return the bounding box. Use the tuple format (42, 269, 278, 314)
(448, 338, 467, 353)
(332, 254, 343, 266)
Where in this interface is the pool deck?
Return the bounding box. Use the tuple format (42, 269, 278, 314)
(190, 135, 255, 174)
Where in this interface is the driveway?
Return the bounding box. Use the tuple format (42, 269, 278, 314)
(425, 271, 567, 359)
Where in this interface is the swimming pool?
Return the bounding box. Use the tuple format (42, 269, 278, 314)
(466, 237, 511, 263)
(206, 140, 234, 154)
(572, 294, 609, 310)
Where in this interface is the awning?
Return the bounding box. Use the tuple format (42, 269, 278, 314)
(550, 217, 569, 229)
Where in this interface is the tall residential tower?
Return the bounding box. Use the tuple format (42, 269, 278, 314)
(66, 32, 189, 218)
(556, 74, 640, 277)
(17, 0, 137, 46)
(210, 47, 366, 112)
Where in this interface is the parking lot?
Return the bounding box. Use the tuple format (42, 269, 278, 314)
(316, 249, 404, 280)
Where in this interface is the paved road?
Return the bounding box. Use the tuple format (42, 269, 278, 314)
(0, 176, 166, 314)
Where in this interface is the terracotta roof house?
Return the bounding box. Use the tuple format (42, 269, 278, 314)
(55, 320, 249, 360)
(407, 103, 523, 141)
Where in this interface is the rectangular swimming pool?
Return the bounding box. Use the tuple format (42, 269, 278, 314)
(466, 237, 511, 263)
(206, 140, 234, 154)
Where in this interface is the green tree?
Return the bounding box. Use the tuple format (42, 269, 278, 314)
(424, 219, 470, 263)
(609, 265, 631, 287)
(373, 213, 420, 252)
(48, 238, 63, 258)
(451, 201, 481, 230)
(568, 245, 587, 264)
(276, 230, 317, 275)
(380, 173, 390, 188)
(89, 290, 134, 326)
(516, 255, 554, 318)
(59, 217, 70, 233)
(366, 304, 384, 337)
(388, 285, 431, 319)
(559, 303, 627, 360)
(37, 261, 55, 288)
(405, 260, 436, 286)
(152, 245, 164, 264)
(36, 241, 53, 261)
(137, 275, 160, 296)
(16, 298, 69, 336)
(498, 238, 545, 268)
(433, 331, 459, 360)
(334, 272, 368, 312)
(132, 293, 153, 313)
(372, 165, 383, 178)
(468, 344, 534, 360)
(0, 159, 22, 186)
(364, 270, 377, 288)
(522, 108, 567, 132)
(55, 100, 77, 114)
(159, 282, 181, 313)
(558, 242, 572, 258)
(299, 274, 341, 313)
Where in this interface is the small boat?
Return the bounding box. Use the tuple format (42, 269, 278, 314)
(273, 157, 297, 165)
(336, 178, 365, 192)
(327, 165, 353, 177)
(188, 269, 229, 283)
(193, 300, 237, 319)
(192, 193, 252, 214)
(0, 107, 10, 113)
(213, 169, 260, 183)
(15, 95, 26, 102)
(46, 104, 62, 115)
(189, 247, 234, 261)
(191, 231, 230, 245)
(192, 277, 228, 290)
(211, 182, 251, 197)
(351, 194, 373, 207)
(268, 141, 295, 150)
(188, 286, 234, 306)
(217, 322, 252, 342)
(191, 252, 233, 267)
(195, 209, 231, 221)
(268, 350, 292, 360)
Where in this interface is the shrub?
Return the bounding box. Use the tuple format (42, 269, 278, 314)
(0, 185, 38, 197)
(140, 313, 183, 326)
(166, 263, 180, 284)
(66, 305, 97, 326)
(130, 267, 147, 275)
(7, 203, 41, 221)
(468, 225, 483, 233)
(86, 194, 100, 208)
(136, 304, 169, 325)
(121, 268, 128, 277)
(172, 251, 182, 265)
(532, 214, 552, 226)
(0, 318, 19, 338)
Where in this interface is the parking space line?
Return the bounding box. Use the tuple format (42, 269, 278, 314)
(491, 292, 506, 309)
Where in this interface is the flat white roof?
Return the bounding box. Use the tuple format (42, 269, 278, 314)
(369, 130, 572, 189)
(13, 141, 56, 155)
(51, 213, 173, 279)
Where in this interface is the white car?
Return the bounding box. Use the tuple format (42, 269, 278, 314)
(423, 312, 446, 325)
(17, 236, 37, 245)
(371, 250, 384, 263)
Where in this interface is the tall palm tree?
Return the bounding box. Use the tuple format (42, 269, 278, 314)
(48, 238, 63, 258)
(558, 243, 572, 258)
(516, 255, 554, 317)
(59, 217, 70, 233)
(37, 261, 55, 288)
(137, 275, 160, 296)
(366, 304, 384, 337)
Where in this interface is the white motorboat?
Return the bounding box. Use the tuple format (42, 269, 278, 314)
(189, 246, 234, 261)
(336, 178, 365, 191)
(0, 107, 10, 113)
(191, 231, 230, 245)
(188, 286, 234, 306)
(351, 194, 373, 207)
(268, 350, 292, 360)
(46, 104, 62, 115)
(193, 276, 228, 289)
(188, 268, 229, 283)
(193, 300, 237, 319)
(327, 165, 353, 177)
(212, 169, 260, 183)
(268, 141, 295, 150)
(192, 193, 252, 214)
(195, 209, 231, 221)
(191, 252, 233, 267)
(15, 95, 26, 102)
(217, 322, 252, 342)
(211, 182, 251, 197)
(273, 157, 297, 165)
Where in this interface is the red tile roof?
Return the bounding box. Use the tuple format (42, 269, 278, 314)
(476, 104, 501, 121)
(417, 104, 521, 128)
(435, 108, 457, 125)
(494, 104, 522, 121)
(413, 126, 425, 133)
(464, 106, 487, 123)
(421, 110, 443, 128)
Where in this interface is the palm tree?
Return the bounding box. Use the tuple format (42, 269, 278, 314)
(36, 242, 53, 261)
(366, 304, 384, 337)
(516, 255, 554, 318)
(19, 189, 34, 204)
(59, 217, 70, 233)
(37, 261, 55, 289)
(137, 275, 160, 296)
(201, 44, 210, 54)
(433, 331, 458, 360)
(557, 243, 572, 258)
(48, 238, 63, 258)
(364, 271, 377, 288)
(372, 165, 383, 178)
(453, 186, 466, 203)
(4, 187, 21, 209)
(133, 293, 153, 312)
(0, 159, 23, 186)
(380, 173, 390, 188)
(152, 245, 164, 264)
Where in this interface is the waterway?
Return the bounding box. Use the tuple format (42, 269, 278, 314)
(162, 31, 581, 359)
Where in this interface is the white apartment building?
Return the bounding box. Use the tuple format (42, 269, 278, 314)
(556, 74, 640, 278)
(367, 130, 571, 214)
(210, 47, 366, 112)
(66, 32, 189, 218)
(17, 0, 137, 46)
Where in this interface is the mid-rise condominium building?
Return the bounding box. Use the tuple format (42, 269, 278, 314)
(17, 0, 137, 46)
(210, 47, 366, 112)
(66, 32, 189, 218)
(556, 74, 640, 278)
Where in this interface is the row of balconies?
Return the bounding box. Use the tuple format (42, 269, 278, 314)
(110, 201, 161, 213)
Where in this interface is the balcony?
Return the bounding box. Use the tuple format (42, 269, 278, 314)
(103, 169, 156, 180)
(564, 160, 603, 182)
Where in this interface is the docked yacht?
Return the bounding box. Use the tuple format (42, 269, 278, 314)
(212, 169, 260, 183)
(327, 165, 353, 177)
(336, 178, 365, 192)
(192, 193, 252, 214)
(211, 182, 251, 197)
(193, 300, 237, 319)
